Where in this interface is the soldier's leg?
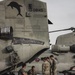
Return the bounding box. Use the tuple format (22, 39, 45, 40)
(50, 68, 52, 75)
(53, 69, 57, 75)
(51, 70, 55, 75)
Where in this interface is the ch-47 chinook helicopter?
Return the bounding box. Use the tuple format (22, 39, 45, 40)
(49, 27, 75, 75)
(0, 0, 53, 74)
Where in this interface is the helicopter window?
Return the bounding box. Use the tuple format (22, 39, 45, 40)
(1, 26, 13, 33)
(0, 26, 13, 40)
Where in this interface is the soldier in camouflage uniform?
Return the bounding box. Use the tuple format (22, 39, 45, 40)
(28, 66, 36, 75)
(18, 63, 27, 75)
(50, 55, 57, 75)
(42, 57, 50, 75)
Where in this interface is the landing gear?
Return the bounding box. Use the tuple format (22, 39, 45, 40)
(64, 72, 69, 75)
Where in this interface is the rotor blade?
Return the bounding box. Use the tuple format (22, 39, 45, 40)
(49, 27, 75, 33)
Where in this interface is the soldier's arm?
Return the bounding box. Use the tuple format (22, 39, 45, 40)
(22, 69, 27, 75)
(42, 63, 46, 73)
(54, 58, 58, 64)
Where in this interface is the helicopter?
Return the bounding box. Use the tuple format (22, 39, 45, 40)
(49, 27, 75, 75)
(0, 0, 53, 75)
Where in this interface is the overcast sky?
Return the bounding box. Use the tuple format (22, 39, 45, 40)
(40, 0, 75, 44)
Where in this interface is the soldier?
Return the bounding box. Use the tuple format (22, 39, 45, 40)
(28, 66, 36, 75)
(18, 63, 27, 75)
(50, 55, 57, 75)
(42, 57, 50, 75)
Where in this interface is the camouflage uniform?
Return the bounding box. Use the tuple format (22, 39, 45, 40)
(42, 60, 50, 75)
(28, 69, 36, 75)
(50, 59, 57, 75)
(18, 68, 27, 75)
(49, 59, 52, 75)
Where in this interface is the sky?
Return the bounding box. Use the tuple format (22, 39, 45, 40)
(0, 0, 75, 44)
(40, 0, 75, 44)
